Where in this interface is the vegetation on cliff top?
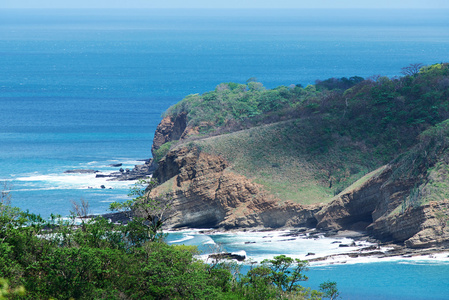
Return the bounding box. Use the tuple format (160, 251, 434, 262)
(161, 63, 449, 203)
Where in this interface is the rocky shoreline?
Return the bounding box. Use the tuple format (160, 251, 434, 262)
(64, 158, 155, 182)
(189, 226, 449, 264)
(97, 208, 449, 264)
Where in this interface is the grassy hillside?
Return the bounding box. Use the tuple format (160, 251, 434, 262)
(161, 63, 449, 205)
(190, 119, 377, 205)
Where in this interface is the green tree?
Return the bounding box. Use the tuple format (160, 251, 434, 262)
(262, 255, 309, 293)
(236, 255, 329, 299)
(0, 278, 25, 299)
(320, 281, 340, 300)
(110, 179, 173, 243)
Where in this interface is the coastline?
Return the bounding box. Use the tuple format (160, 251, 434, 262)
(164, 227, 449, 266)
(91, 157, 449, 266)
(87, 157, 449, 266)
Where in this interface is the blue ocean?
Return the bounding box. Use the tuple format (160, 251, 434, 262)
(1, 8, 449, 299)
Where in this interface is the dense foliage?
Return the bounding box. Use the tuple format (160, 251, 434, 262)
(0, 183, 338, 299)
(165, 63, 449, 163)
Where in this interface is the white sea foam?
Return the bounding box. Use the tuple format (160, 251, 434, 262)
(203, 239, 217, 245)
(166, 229, 449, 266)
(170, 235, 195, 243)
(13, 172, 135, 191)
(307, 251, 449, 267)
(232, 250, 247, 257)
(10, 157, 148, 194)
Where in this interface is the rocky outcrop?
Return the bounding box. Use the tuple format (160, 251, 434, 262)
(315, 166, 417, 231)
(370, 201, 449, 248)
(315, 163, 449, 248)
(209, 252, 246, 262)
(151, 146, 320, 229)
(151, 113, 188, 156)
(95, 159, 155, 181)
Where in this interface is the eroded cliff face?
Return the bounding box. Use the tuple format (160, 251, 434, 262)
(315, 165, 449, 248)
(151, 146, 320, 229)
(151, 113, 188, 157)
(315, 166, 417, 230)
(149, 138, 449, 247)
(370, 200, 449, 248)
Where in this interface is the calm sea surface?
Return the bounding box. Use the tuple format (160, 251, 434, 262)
(1, 9, 449, 299)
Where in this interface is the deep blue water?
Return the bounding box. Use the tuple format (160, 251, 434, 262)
(1, 9, 449, 299)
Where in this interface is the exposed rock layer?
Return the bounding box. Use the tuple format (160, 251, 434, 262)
(152, 146, 320, 229)
(151, 113, 187, 156)
(315, 164, 449, 248)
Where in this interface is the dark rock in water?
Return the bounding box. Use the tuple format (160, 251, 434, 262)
(106, 158, 156, 181)
(64, 169, 99, 174)
(100, 185, 106, 189)
(361, 245, 379, 251)
(209, 252, 246, 262)
(69, 159, 155, 182)
(95, 174, 113, 178)
(283, 228, 308, 237)
(339, 242, 356, 247)
(245, 241, 256, 244)
(323, 230, 338, 237)
(280, 238, 296, 242)
(100, 211, 132, 224)
(306, 252, 315, 256)
(331, 241, 342, 244)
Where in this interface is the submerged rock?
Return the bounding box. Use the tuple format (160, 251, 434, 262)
(209, 252, 246, 262)
(64, 169, 99, 174)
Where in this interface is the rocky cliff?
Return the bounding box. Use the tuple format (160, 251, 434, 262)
(151, 112, 187, 156)
(151, 146, 320, 229)
(148, 111, 449, 249)
(314, 164, 449, 248)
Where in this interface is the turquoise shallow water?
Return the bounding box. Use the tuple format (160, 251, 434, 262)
(1, 9, 449, 298)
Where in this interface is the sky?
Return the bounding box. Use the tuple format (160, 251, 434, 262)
(2, 0, 449, 9)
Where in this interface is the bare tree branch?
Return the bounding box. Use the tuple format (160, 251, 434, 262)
(401, 63, 424, 76)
